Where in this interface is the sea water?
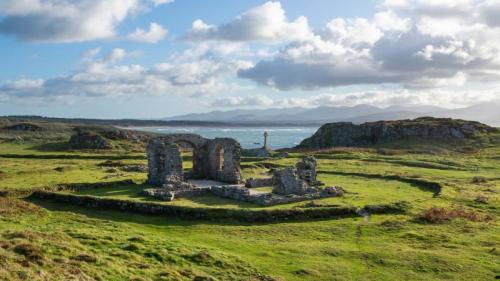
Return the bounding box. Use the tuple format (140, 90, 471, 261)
(131, 126, 319, 149)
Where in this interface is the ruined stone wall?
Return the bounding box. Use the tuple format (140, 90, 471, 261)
(296, 156, 319, 186)
(245, 177, 273, 188)
(207, 138, 243, 184)
(155, 134, 209, 179)
(147, 134, 243, 185)
(272, 167, 309, 195)
(147, 141, 183, 185)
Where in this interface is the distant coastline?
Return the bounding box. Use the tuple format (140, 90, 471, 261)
(1, 116, 322, 128)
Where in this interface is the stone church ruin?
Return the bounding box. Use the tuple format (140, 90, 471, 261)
(144, 133, 343, 206)
(147, 134, 243, 185)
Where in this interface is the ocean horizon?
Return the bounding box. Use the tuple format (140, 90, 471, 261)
(131, 126, 319, 149)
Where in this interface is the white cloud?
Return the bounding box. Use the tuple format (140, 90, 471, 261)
(152, 0, 174, 7)
(0, 0, 173, 43)
(0, 47, 252, 102)
(251, 89, 500, 109)
(0, 0, 141, 43)
(127, 22, 168, 43)
(239, 0, 500, 90)
(83, 48, 101, 60)
(185, 1, 312, 42)
(212, 95, 274, 107)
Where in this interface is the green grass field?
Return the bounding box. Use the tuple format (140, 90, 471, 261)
(1, 140, 499, 280)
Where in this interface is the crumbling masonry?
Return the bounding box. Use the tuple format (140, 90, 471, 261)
(147, 134, 243, 185)
(145, 134, 342, 206)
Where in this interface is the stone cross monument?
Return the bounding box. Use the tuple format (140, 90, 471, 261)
(263, 131, 269, 149)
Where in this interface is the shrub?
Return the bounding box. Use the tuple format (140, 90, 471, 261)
(416, 207, 490, 223)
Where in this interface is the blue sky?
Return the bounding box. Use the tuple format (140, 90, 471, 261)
(0, 0, 499, 118)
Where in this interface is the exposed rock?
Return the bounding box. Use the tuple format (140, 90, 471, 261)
(298, 117, 497, 149)
(68, 131, 110, 149)
(101, 129, 151, 143)
(4, 123, 41, 132)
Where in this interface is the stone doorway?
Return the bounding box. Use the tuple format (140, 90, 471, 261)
(175, 140, 196, 179)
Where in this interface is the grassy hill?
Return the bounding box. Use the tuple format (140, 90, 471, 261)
(0, 118, 498, 280)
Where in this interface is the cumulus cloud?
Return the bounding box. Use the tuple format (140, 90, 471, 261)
(0, 47, 251, 102)
(238, 0, 500, 90)
(185, 1, 312, 42)
(127, 22, 168, 43)
(0, 0, 173, 43)
(0, 0, 140, 43)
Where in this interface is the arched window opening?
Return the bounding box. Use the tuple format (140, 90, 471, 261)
(175, 141, 195, 176)
(216, 146, 225, 172)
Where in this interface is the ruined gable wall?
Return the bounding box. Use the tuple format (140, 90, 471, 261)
(147, 141, 183, 185)
(207, 138, 243, 184)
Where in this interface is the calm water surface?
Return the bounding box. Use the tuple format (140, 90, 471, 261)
(131, 126, 319, 149)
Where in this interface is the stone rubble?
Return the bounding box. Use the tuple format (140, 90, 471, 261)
(245, 177, 273, 188)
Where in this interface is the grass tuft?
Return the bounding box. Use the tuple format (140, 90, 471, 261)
(415, 206, 492, 223)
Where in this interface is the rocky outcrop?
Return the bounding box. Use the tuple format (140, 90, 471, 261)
(4, 123, 41, 132)
(298, 117, 497, 149)
(68, 131, 110, 149)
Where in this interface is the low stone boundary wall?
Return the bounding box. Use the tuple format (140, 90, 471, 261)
(211, 185, 343, 206)
(318, 170, 443, 196)
(30, 190, 364, 222)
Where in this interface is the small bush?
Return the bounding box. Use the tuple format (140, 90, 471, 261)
(416, 207, 490, 223)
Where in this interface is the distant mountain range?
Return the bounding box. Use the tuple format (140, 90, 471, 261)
(166, 102, 500, 126)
